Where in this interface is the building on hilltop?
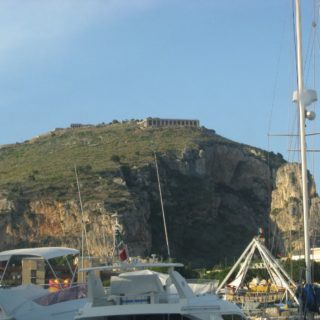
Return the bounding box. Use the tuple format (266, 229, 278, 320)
(70, 123, 93, 128)
(142, 117, 200, 128)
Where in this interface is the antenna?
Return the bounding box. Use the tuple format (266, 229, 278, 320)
(154, 152, 171, 260)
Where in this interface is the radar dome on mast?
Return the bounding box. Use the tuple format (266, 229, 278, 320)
(292, 89, 317, 107)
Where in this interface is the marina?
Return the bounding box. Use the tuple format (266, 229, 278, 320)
(2, 0, 320, 319)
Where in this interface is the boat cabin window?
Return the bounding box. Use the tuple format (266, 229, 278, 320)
(46, 254, 78, 279)
(0, 254, 28, 286)
(0, 253, 78, 287)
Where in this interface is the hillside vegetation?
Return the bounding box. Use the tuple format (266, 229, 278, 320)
(0, 121, 251, 201)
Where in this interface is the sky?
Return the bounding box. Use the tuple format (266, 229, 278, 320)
(0, 0, 320, 185)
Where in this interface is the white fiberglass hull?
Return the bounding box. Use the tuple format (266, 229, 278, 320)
(75, 295, 243, 320)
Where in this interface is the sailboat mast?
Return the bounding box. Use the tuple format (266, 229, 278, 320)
(294, 0, 311, 284)
(154, 152, 171, 259)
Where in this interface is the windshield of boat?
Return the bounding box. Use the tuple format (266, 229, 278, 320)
(0, 253, 78, 287)
(33, 284, 87, 306)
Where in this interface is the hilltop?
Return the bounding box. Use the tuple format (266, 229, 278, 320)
(0, 120, 279, 201)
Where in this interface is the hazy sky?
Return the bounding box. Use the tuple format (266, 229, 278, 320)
(0, 0, 320, 183)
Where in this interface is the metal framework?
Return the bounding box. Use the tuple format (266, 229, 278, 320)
(215, 237, 299, 305)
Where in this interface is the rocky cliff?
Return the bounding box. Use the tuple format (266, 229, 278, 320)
(0, 122, 318, 267)
(270, 163, 320, 256)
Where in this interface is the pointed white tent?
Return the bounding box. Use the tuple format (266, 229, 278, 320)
(215, 237, 299, 305)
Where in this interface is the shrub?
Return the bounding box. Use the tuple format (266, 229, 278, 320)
(110, 155, 120, 163)
(78, 164, 92, 173)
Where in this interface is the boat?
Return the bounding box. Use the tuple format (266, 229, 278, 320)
(0, 247, 87, 320)
(74, 262, 246, 320)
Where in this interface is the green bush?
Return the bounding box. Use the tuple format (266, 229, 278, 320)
(110, 155, 120, 163)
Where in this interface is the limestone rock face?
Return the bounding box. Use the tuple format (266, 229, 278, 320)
(0, 132, 316, 267)
(270, 163, 320, 254)
(0, 197, 152, 259)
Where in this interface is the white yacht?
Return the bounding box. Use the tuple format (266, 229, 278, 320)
(0, 247, 87, 320)
(75, 262, 246, 320)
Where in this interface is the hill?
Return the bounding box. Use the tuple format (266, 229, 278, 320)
(0, 121, 315, 267)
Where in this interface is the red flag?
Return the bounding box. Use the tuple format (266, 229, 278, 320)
(119, 247, 127, 261)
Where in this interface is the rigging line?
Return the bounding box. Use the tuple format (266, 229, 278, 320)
(270, 223, 277, 256)
(267, 133, 272, 246)
(288, 149, 320, 152)
(291, 0, 299, 91)
(304, 34, 316, 85)
(310, 45, 316, 182)
(267, 6, 288, 136)
(74, 164, 91, 269)
(266, 5, 290, 245)
(310, 5, 317, 184)
(266, 133, 274, 247)
(314, 0, 318, 31)
(312, 0, 320, 246)
(305, 132, 320, 136)
(303, 2, 318, 83)
(286, 1, 299, 164)
(315, 33, 320, 50)
(313, 32, 320, 186)
(305, 1, 318, 88)
(287, 108, 298, 163)
(268, 132, 320, 137)
(291, 37, 299, 165)
(267, 4, 291, 224)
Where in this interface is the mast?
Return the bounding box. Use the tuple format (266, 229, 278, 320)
(294, 0, 317, 284)
(295, 0, 311, 284)
(154, 152, 171, 259)
(74, 164, 85, 271)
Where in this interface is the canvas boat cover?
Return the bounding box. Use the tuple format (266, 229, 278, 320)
(110, 273, 164, 295)
(119, 269, 169, 286)
(0, 247, 79, 262)
(188, 282, 218, 295)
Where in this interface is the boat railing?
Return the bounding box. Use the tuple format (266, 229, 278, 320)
(33, 284, 87, 306)
(225, 291, 284, 304)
